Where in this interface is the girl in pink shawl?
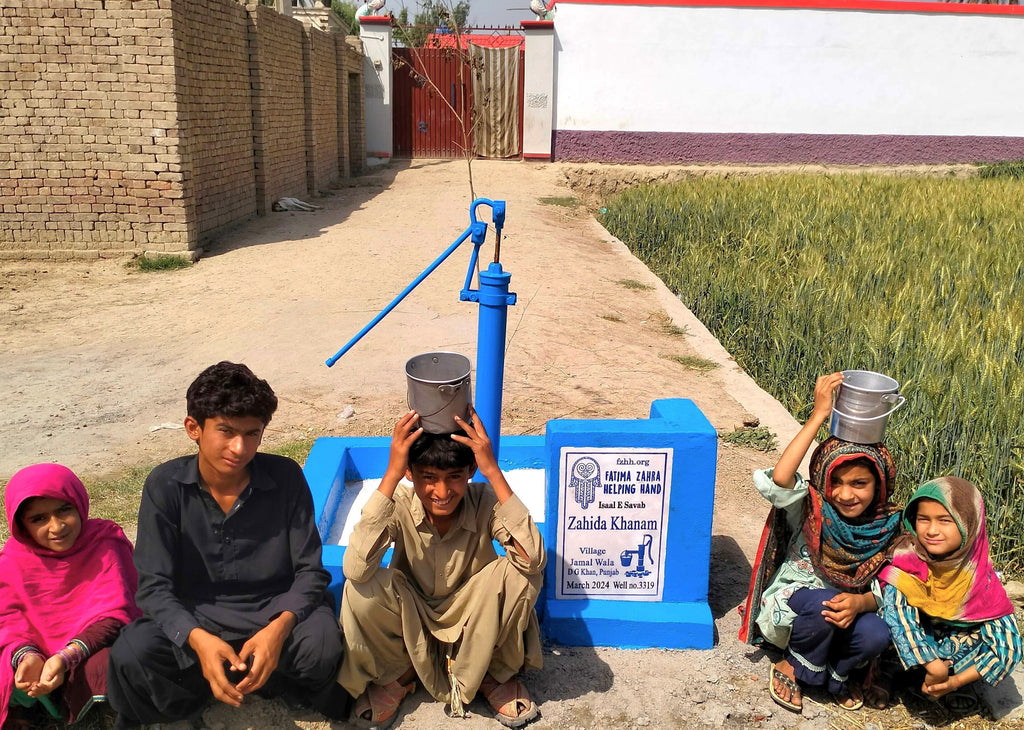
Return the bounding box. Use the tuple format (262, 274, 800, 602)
(1, 464, 140, 728)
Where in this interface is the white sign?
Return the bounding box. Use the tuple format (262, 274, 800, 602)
(556, 447, 672, 601)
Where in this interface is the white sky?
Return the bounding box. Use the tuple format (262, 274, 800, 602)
(392, 0, 535, 27)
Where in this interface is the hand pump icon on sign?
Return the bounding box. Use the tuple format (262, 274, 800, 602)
(620, 534, 654, 578)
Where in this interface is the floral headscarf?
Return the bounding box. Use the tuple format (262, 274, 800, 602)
(802, 437, 902, 590)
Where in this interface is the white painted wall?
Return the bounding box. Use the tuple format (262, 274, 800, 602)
(553, 2, 1024, 136)
(523, 24, 556, 157)
(359, 18, 393, 159)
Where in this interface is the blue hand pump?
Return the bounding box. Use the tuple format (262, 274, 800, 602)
(325, 198, 515, 457)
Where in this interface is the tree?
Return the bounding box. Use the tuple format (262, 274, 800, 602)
(390, 0, 481, 199)
(332, 0, 358, 33)
(391, 0, 471, 47)
(413, 0, 470, 33)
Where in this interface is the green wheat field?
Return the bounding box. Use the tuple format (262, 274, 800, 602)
(601, 169, 1024, 573)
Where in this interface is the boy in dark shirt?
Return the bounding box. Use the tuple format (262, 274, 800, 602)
(107, 362, 349, 727)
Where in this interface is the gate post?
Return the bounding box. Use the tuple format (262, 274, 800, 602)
(359, 16, 393, 165)
(521, 20, 554, 161)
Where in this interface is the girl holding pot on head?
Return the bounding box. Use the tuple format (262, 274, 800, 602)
(741, 373, 903, 714)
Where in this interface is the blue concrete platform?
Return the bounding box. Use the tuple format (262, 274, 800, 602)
(303, 399, 716, 650)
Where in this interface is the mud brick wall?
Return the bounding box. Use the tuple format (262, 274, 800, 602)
(251, 7, 308, 216)
(307, 28, 338, 194)
(171, 0, 256, 240)
(0, 0, 191, 260)
(1, 0, 365, 259)
(342, 37, 366, 176)
(334, 35, 351, 179)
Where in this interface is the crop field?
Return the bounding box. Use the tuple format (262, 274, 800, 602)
(601, 171, 1024, 572)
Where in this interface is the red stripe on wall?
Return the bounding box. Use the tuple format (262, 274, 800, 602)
(554, 0, 1024, 16)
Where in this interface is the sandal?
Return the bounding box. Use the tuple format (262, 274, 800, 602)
(479, 675, 540, 728)
(833, 683, 864, 711)
(768, 664, 802, 713)
(352, 678, 416, 730)
(943, 685, 980, 714)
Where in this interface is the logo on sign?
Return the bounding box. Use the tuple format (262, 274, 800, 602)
(569, 457, 600, 510)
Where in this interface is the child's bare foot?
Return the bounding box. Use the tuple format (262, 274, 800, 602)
(769, 660, 802, 712)
(833, 681, 864, 710)
(863, 682, 889, 710)
(863, 665, 890, 709)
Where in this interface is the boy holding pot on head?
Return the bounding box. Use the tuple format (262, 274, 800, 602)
(338, 407, 545, 728)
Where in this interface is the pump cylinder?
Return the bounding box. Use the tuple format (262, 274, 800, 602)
(474, 262, 515, 458)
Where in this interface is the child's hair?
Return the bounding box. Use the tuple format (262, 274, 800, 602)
(14, 496, 54, 530)
(409, 431, 475, 471)
(903, 495, 938, 524)
(186, 361, 278, 426)
(831, 456, 879, 482)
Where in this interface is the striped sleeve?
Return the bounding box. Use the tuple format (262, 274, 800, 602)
(970, 614, 1023, 686)
(882, 584, 941, 668)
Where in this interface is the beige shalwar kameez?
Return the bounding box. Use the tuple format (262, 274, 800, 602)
(338, 484, 545, 705)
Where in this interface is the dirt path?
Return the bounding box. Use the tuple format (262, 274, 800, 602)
(0, 160, 1010, 729)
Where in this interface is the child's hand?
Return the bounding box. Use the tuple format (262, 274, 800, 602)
(452, 407, 497, 479)
(810, 372, 844, 422)
(13, 653, 43, 692)
(235, 611, 295, 695)
(770, 372, 845, 489)
(922, 659, 952, 698)
(821, 592, 872, 629)
(189, 628, 247, 707)
(32, 654, 67, 697)
(386, 410, 423, 480)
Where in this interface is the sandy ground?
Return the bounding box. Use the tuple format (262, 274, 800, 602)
(1, 160, 1018, 729)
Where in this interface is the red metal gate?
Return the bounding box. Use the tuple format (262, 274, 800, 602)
(392, 47, 524, 159)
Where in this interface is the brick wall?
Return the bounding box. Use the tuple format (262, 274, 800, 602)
(0, 0, 366, 259)
(343, 37, 366, 175)
(251, 7, 308, 216)
(0, 0, 191, 260)
(335, 35, 350, 179)
(306, 27, 338, 194)
(171, 0, 256, 240)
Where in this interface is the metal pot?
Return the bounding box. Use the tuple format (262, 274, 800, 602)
(406, 351, 472, 434)
(830, 369, 906, 444)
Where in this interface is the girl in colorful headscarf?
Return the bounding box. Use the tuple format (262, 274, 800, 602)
(741, 373, 902, 714)
(1, 464, 141, 728)
(879, 477, 1021, 701)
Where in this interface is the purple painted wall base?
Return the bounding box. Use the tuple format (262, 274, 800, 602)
(553, 131, 1024, 165)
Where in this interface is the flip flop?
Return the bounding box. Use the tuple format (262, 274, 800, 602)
(768, 666, 802, 713)
(833, 689, 864, 711)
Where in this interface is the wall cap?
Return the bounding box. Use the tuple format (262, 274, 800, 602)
(553, 0, 1024, 17)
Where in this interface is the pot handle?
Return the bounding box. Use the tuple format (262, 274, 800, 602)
(437, 378, 468, 397)
(832, 395, 906, 422)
